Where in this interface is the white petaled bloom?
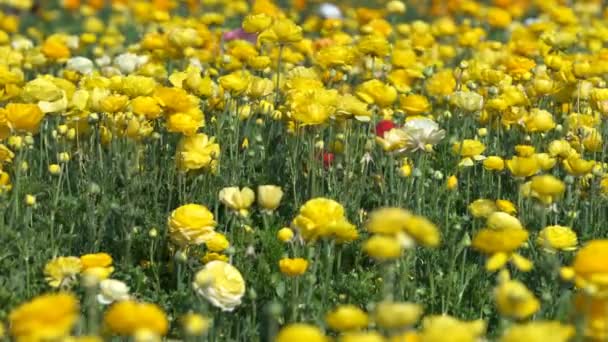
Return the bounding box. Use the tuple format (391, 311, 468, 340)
(114, 53, 149, 74)
(193, 261, 246, 312)
(97, 279, 130, 304)
(95, 55, 112, 67)
(11, 36, 33, 50)
(401, 118, 446, 152)
(319, 3, 342, 19)
(66, 57, 94, 75)
(65, 35, 80, 49)
(449, 91, 484, 112)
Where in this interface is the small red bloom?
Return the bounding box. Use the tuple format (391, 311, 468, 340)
(375, 120, 396, 138)
(323, 152, 334, 168)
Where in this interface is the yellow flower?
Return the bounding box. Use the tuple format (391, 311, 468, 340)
(180, 313, 211, 336)
(9, 293, 79, 342)
(567, 240, 608, 291)
(219, 70, 252, 95)
(104, 300, 168, 336)
(339, 331, 386, 342)
(205, 233, 230, 252)
(2, 103, 45, 134)
(530, 174, 565, 202)
(452, 139, 485, 158)
(242, 13, 273, 33)
(258, 18, 303, 45)
(80, 253, 114, 281)
(500, 321, 575, 342)
(257, 185, 284, 212)
(363, 235, 402, 261)
(315, 45, 356, 69)
(0, 144, 14, 164)
(486, 7, 512, 28)
(449, 91, 484, 112)
(166, 109, 205, 136)
(41, 36, 71, 61)
(400, 94, 431, 116)
(154, 87, 197, 113)
(201, 252, 229, 264)
(486, 212, 523, 231)
(366, 207, 412, 235)
(356, 80, 397, 108)
(523, 108, 556, 133)
(279, 257, 309, 277)
(506, 156, 539, 178)
(447, 175, 458, 190)
(573, 292, 608, 340)
(176, 133, 220, 173)
(326, 305, 369, 332)
(472, 227, 528, 255)
(494, 279, 540, 320)
(168, 204, 217, 247)
(548, 139, 575, 158)
(418, 315, 486, 342)
(495, 200, 517, 215)
(425, 70, 456, 98)
(402, 215, 441, 248)
(277, 227, 294, 243)
(44, 256, 82, 288)
(468, 199, 498, 218)
(357, 34, 390, 57)
(219, 187, 255, 217)
(193, 261, 246, 312)
(276, 324, 327, 342)
(563, 154, 595, 176)
(131, 96, 163, 120)
(291, 198, 356, 242)
(537, 225, 577, 252)
(374, 301, 423, 329)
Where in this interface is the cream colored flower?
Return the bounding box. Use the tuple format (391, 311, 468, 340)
(193, 261, 246, 312)
(219, 187, 255, 216)
(257, 185, 284, 212)
(98, 279, 130, 304)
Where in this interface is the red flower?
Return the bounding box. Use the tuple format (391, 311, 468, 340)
(323, 152, 334, 168)
(375, 120, 396, 138)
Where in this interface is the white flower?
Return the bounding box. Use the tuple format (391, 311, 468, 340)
(95, 55, 112, 67)
(114, 53, 148, 74)
(449, 91, 484, 112)
(401, 118, 446, 152)
(97, 279, 130, 304)
(11, 37, 33, 50)
(319, 3, 342, 19)
(66, 57, 94, 75)
(65, 35, 80, 49)
(193, 261, 246, 312)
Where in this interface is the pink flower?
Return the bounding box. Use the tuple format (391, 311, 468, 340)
(223, 28, 257, 43)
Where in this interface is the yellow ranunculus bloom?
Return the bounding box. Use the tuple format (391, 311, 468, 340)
(494, 279, 540, 320)
(363, 235, 402, 260)
(325, 305, 368, 332)
(103, 300, 168, 336)
(176, 133, 219, 173)
(168, 204, 217, 247)
(374, 301, 422, 329)
(219, 186, 255, 217)
(279, 257, 309, 277)
(9, 293, 79, 342)
(537, 225, 577, 252)
(276, 324, 327, 342)
(193, 261, 246, 312)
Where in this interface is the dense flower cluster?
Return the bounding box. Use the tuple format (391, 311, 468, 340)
(1, 0, 608, 340)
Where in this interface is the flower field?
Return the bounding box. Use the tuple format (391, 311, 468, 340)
(1, 0, 608, 340)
